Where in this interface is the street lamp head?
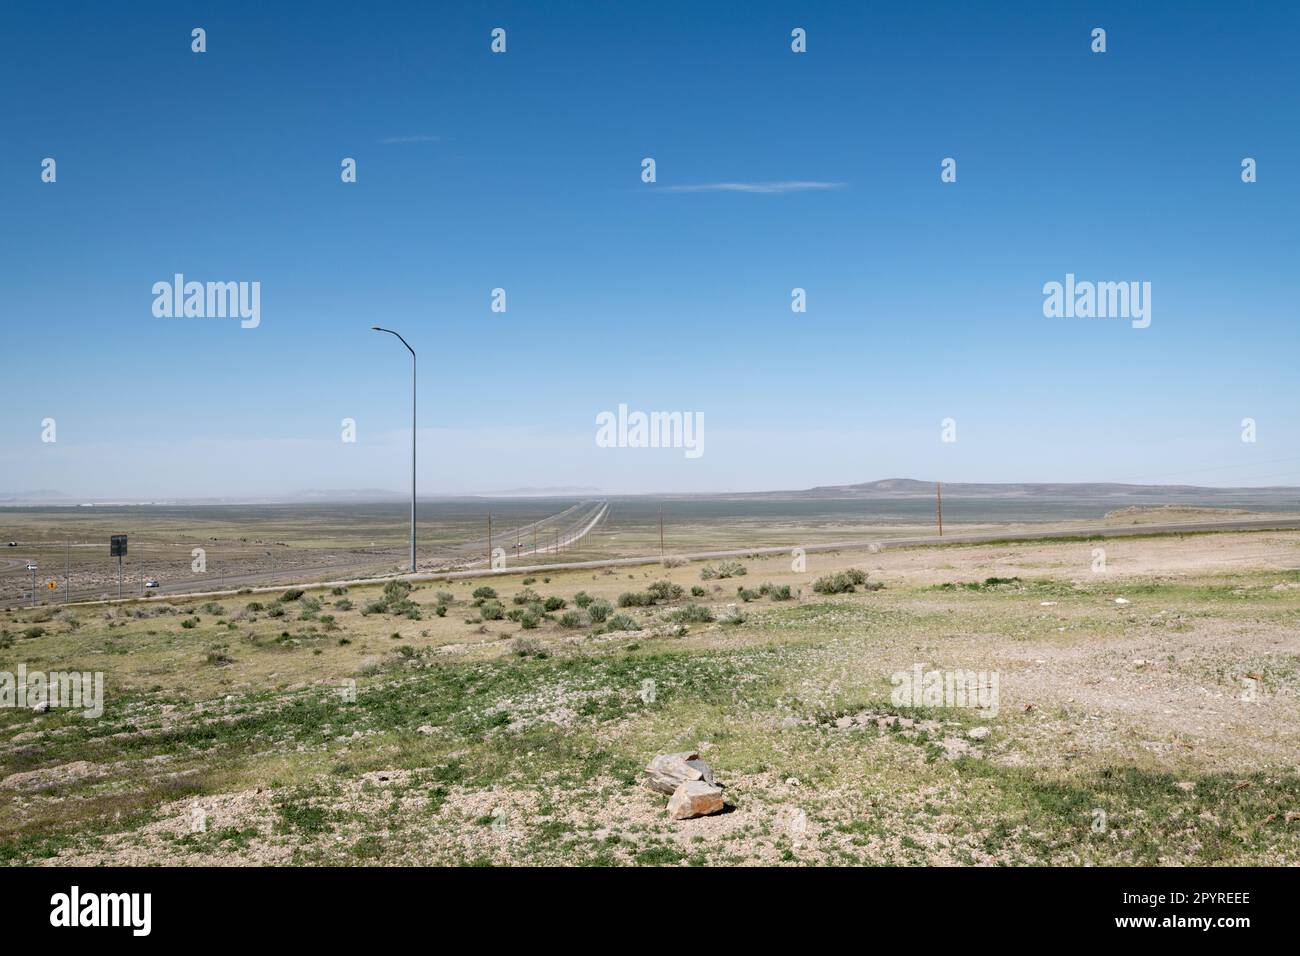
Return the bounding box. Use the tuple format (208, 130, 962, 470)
(371, 325, 382, 331)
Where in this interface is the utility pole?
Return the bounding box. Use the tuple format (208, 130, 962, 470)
(936, 481, 944, 537)
(659, 507, 664, 558)
(371, 326, 417, 573)
(487, 512, 492, 567)
(65, 541, 70, 605)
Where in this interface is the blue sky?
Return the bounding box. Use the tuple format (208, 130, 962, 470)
(2, 1, 1297, 497)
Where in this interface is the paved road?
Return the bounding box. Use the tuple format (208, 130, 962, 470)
(38, 515, 1300, 608)
(461, 500, 610, 567)
(0, 499, 612, 607)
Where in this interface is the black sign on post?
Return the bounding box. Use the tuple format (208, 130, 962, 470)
(110, 534, 128, 600)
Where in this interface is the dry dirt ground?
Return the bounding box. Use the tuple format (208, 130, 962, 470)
(1, 526, 1298, 866)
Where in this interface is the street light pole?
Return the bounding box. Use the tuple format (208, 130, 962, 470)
(372, 326, 417, 573)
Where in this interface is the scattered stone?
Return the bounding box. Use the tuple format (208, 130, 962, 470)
(788, 809, 809, 839)
(417, 725, 435, 735)
(823, 711, 941, 734)
(1114, 598, 1131, 605)
(667, 780, 725, 819)
(1, 760, 102, 791)
(939, 737, 974, 760)
(967, 726, 991, 740)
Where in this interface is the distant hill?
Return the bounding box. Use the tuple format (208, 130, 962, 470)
(746, 479, 1300, 500)
(0, 490, 71, 503)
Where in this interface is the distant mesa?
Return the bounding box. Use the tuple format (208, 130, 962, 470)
(748, 479, 1300, 500)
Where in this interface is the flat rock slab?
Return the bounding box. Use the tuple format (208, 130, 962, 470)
(667, 780, 725, 819)
(644, 751, 716, 795)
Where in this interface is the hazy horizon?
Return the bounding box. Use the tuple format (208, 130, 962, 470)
(6, 472, 1300, 505)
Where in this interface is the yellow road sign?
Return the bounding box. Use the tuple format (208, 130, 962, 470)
(47, 581, 57, 590)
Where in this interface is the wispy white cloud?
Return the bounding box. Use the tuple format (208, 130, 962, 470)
(660, 180, 845, 194)
(377, 134, 440, 144)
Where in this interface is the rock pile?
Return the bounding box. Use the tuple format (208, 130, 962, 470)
(644, 751, 725, 819)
